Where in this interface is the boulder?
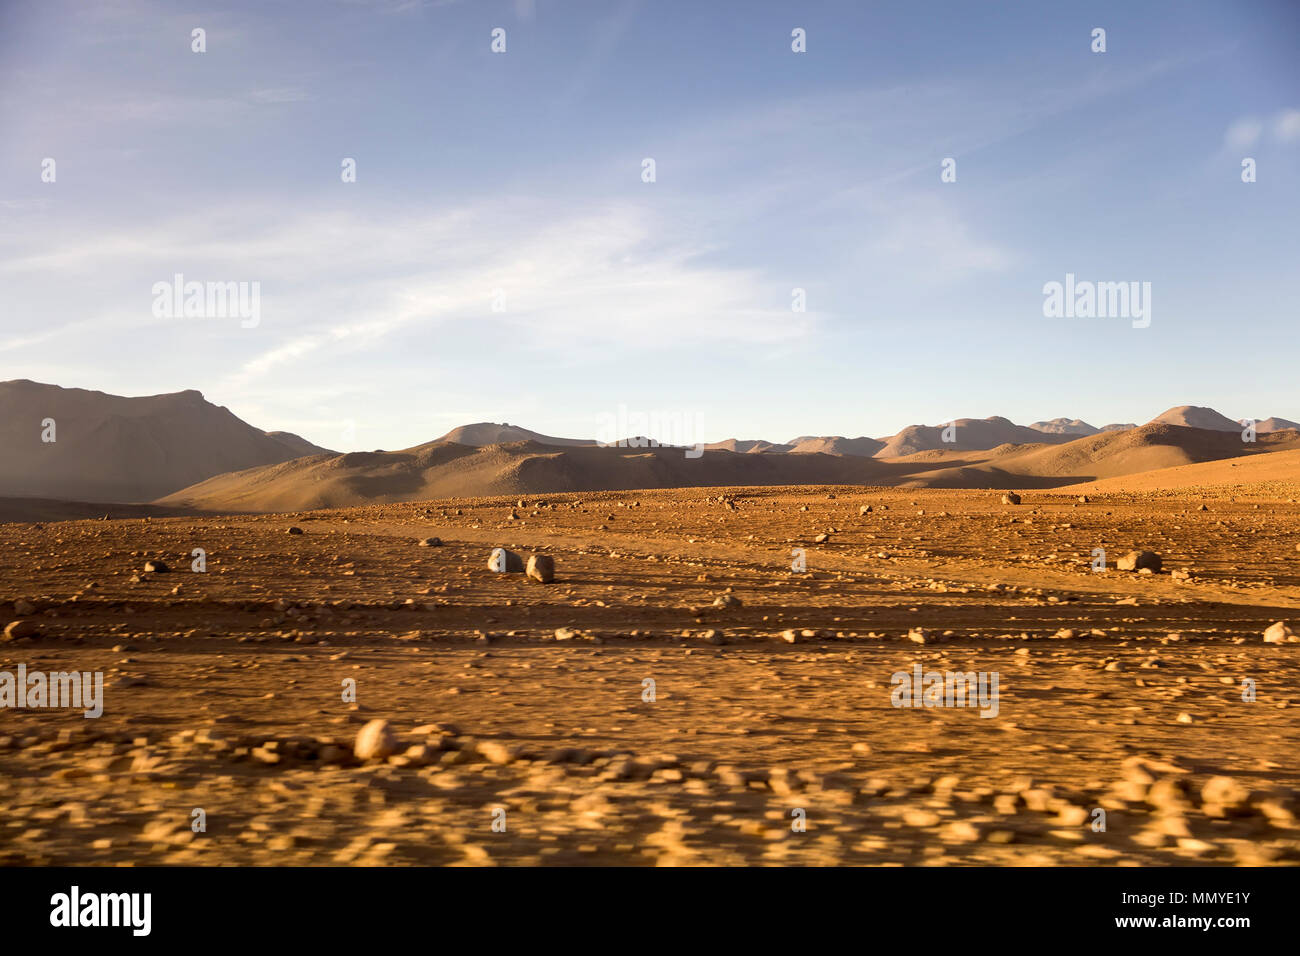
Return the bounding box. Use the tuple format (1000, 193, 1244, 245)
(526, 554, 555, 583)
(1116, 550, 1161, 573)
(354, 719, 399, 760)
(487, 548, 525, 573)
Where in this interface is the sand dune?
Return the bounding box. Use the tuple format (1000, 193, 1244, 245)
(0, 380, 333, 502)
(1057, 446, 1300, 494)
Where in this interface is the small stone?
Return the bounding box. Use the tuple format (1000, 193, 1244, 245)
(3, 620, 38, 642)
(1263, 622, 1293, 645)
(1201, 776, 1250, 809)
(143, 559, 170, 573)
(712, 593, 741, 608)
(487, 548, 525, 573)
(287, 527, 303, 535)
(354, 719, 399, 760)
(1116, 550, 1161, 572)
(474, 741, 521, 765)
(907, 627, 930, 644)
(1002, 493, 1021, 505)
(526, 554, 555, 584)
(814, 533, 830, 544)
(418, 537, 442, 547)
(12, 599, 34, 616)
(859, 505, 873, 515)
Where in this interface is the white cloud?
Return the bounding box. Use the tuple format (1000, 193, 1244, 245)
(1274, 109, 1300, 143)
(0, 197, 806, 391)
(1225, 116, 1264, 150)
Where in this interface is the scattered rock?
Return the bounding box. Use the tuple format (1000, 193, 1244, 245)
(1201, 776, 1250, 809)
(3, 620, 38, 642)
(143, 559, 170, 573)
(526, 554, 555, 584)
(1116, 550, 1161, 573)
(418, 537, 442, 547)
(1002, 493, 1021, 505)
(1263, 621, 1293, 645)
(712, 593, 741, 608)
(287, 527, 303, 535)
(859, 505, 873, 515)
(354, 720, 399, 760)
(488, 548, 525, 573)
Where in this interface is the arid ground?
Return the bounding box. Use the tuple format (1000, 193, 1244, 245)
(2, 481, 1298, 866)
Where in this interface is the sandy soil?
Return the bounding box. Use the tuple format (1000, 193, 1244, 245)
(2, 483, 1298, 866)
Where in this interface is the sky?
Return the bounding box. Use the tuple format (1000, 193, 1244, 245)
(1, 0, 1298, 452)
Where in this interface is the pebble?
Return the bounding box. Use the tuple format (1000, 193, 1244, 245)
(3, 620, 38, 641)
(354, 720, 399, 760)
(1263, 621, 1293, 645)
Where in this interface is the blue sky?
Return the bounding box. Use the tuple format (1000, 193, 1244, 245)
(2, 0, 1297, 451)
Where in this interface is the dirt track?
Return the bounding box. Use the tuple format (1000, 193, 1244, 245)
(2, 485, 1298, 865)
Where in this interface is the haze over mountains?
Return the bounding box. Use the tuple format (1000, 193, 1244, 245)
(3, 381, 1296, 514)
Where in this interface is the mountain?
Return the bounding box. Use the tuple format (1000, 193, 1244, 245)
(1099, 423, 1138, 432)
(0, 380, 334, 503)
(1253, 417, 1300, 432)
(891, 423, 1300, 489)
(872, 416, 1072, 458)
(702, 439, 794, 454)
(159, 440, 897, 511)
(433, 422, 594, 447)
(1028, 418, 1100, 436)
(786, 436, 886, 456)
(1146, 405, 1241, 431)
(159, 423, 1300, 511)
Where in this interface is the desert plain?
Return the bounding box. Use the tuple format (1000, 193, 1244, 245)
(2, 458, 1299, 866)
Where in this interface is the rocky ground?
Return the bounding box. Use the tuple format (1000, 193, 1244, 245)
(1, 484, 1298, 865)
